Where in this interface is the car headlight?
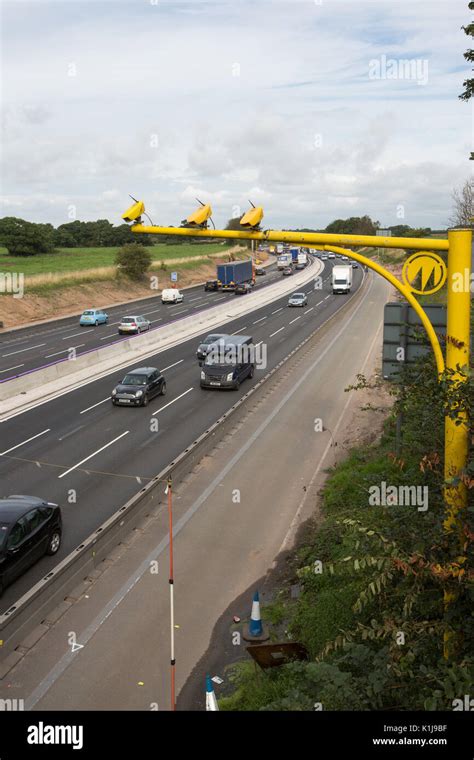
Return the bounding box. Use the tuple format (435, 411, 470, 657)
(135, 390, 143, 397)
(200, 371, 205, 380)
(112, 389, 117, 396)
(226, 372, 234, 382)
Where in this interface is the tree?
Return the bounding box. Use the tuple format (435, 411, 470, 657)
(325, 216, 379, 236)
(115, 243, 152, 280)
(225, 215, 251, 247)
(449, 178, 474, 227)
(459, 2, 474, 158)
(0, 216, 55, 256)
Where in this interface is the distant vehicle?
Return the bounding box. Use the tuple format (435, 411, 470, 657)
(162, 288, 184, 304)
(297, 251, 308, 266)
(234, 282, 253, 295)
(288, 292, 308, 307)
(255, 266, 266, 276)
(112, 367, 166, 406)
(352, 262, 359, 269)
(290, 247, 299, 263)
(276, 244, 284, 254)
(342, 256, 349, 261)
(328, 253, 335, 259)
(196, 333, 228, 364)
(217, 260, 254, 290)
(282, 266, 293, 276)
(294, 262, 305, 270)
(204, 280, 220, 292)
(0, 496, 62, 595)
(118, 315, 151, 335)
(277, 253, 293, 270)
(321, 254, 328, 261)
(200, 335, 255, 390)
(80, 309, 108, 326)
(332, 265, 353, 294)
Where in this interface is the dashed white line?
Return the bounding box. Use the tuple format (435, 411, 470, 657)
(231, 326, 248, 335)
(0, 363, 24, 374)
(253, 316, 267, 324)
(271, 308, 283, 315)
(152, 387, 193, 415)
(289, 316, 301, 324)
(1, 428, 51, 456)
(304, 307, 314, 314)
(58, 431, 130, 479)
(62, 331, 92, 340)
(45, 344, 84, 359)
(188, 296, 203, 302)
(80, 398, 110, 414)
(269, 327, 285, 337)
(172, 309, 188, 315)
(2, 343, 46, 358)
(160, 359, 184, 373)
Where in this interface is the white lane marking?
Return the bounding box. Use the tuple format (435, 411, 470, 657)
(172, 309, 188, 315)
(142, 307, 162, 315)
(269, 327, 285, 337)
(149, 319, 163, 324)
(188, 296, 203, 302)
(324, 295, 330, 300)
(304, 307, 314, 314)
(255, 341, 263, 347)
(271, 308, 283, 315)
(253, 316, 267, 324)
(80, 398, 110, 414)
(58, 431, 130, 479)
(289, 316, 301, 324)
(0, 363, 24, 374)
(152, 387, 193, 415)
(194, 303, 208, 309)
(160, 359, 184, 373)
(62, 330, 93, 340)
(231, 326, 248, 335)
(1, 428, 51, 456)
(45, 344, 84, 359)
(2, 343, 46, 357)
(213, 296, 225, 301)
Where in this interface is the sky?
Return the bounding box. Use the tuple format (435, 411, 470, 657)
(0, 0, 472, 230)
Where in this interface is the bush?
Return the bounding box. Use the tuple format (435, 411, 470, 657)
(0, 216, 55, 256)
(114, 243, 152, 280)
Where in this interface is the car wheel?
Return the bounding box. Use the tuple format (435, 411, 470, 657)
(160, 381, 167, 396)
(95, 320, 99, 326)
(248, 365, 255, 379)
(142, 393, 149, 407)
(137, 327, 141, 334)
(46, 530, 62, 556)
(112, 399, 117, 406)
(233, 379, 240, 390)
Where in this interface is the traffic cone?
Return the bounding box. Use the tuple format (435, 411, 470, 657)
(205, 675, 219, 711)
(243, 590, 269, 642)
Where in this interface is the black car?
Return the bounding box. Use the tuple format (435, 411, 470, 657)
(204, 280, 220, 292)
(196, 333, 228, 364)
(234, 282, 253, 295)
(255, 267, 266, 276)
(112, 367, 166, 407)
(0, 496, 62, 595)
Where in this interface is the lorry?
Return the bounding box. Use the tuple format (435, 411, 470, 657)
(277, 252, 293, 270)
(332, 265, 353, 294)
(290, 247, 299, 264)
(297, 251, 308, 266)
(276, 244, 284, 254)
(216, 259, 254, 290)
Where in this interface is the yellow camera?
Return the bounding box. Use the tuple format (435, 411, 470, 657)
(240, 201, 264, 229)
(122, 199, 145, 224)
(182, 199, 213, 228)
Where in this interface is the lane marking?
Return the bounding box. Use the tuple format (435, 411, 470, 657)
(58, 431, 130, 479)
(1, 428, 51, 456)
(152, 387, 193, 416)
(188, 296, 203, 302)
(45, 345, 84, 359)
(253, 316, 267, 324)
(172, 309, 188, 315)
(160, 359, 184, 373)
(271, 307, 283, 315)
(2, 343, 46, 358)
(269, 327, 285, 337)
(62, 330, 93, 340)
(304, 307, 314, 314)
(80, 398, 110, 414)
(0, 363, 24, 374)
(231, 326, 248, 335)
(289, 316, 301, 324)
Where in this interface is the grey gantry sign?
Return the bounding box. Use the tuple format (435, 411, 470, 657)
(383, 302, 447, 381)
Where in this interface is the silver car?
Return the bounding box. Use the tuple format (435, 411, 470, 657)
(118, 315, 151, 335)
(288, 292, 308, 307)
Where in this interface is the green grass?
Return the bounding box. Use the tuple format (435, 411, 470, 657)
(0, 243, 235, 275)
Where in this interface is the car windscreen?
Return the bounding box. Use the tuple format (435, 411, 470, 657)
(334, 279, 347, 284)
(292, 294, 304, 299)
(121, 318, 136, 323)
(121, 374, 147, 386)
(202, 335, 224, 345)
(83, 310, 94, 315)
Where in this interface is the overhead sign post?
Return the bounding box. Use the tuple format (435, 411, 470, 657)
(121, 199, 471, 659)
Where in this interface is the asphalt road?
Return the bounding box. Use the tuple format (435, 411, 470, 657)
(0, 264, 283, 380)
(0, 260, 362, 610)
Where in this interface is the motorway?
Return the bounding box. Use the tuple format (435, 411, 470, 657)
(0, 264, 283, 380)
(0, 260, 361, 611)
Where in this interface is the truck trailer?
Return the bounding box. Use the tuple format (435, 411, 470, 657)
(216, 259, 254, 290)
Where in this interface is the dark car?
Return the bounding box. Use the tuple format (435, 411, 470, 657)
(255, 267, 266, 276)
(112, 367, 166, 407)
(352, 262, 358, 269)
(204, 280, 220, 292)
(200, 335, 255, 390)
(234, 282, 253, 295)
(196, 333, 228, 364)
(282, 266, 293, 276)
(0, 496, 62, 595)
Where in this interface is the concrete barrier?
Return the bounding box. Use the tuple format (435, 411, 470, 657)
(0, 260, 323, 419)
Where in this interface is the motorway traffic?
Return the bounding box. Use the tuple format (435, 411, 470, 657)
(0, 264, 284, 381)
(0, 259, 362, 611)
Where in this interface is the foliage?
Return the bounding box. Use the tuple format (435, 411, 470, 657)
(0, 216, 55, 256)
(325, 215, 380, 236)
(114, 243, 152, 280)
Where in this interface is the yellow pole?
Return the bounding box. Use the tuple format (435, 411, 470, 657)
(443, 228, 471, 659)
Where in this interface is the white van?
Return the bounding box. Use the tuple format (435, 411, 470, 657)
(161, 288, 184, 304)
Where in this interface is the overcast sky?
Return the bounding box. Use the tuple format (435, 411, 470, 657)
(0, 0, 472, 230)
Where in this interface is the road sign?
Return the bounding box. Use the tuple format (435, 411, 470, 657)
(402, 252, 447, 295)
(383, 302, 447, 380)
(171, 271, 178, 282)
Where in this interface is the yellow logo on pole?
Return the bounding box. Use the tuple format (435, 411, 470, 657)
(402, 252, 447, 295)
